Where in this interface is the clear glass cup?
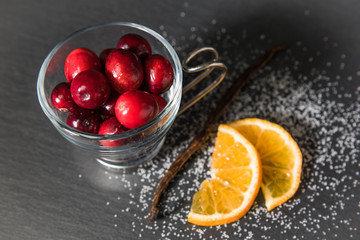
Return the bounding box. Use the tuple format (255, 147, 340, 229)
(37, 22, 183, 168)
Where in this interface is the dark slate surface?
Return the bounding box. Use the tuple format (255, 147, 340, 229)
(0, 0, 359, 239)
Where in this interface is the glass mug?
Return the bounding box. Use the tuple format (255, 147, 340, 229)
(37, 22, 226, 168)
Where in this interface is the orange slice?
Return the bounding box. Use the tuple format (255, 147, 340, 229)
(228, 118, 302, 211)
(187, 124, 261, 226)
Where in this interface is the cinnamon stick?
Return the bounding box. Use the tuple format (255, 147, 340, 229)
(148, 44, 287, 221)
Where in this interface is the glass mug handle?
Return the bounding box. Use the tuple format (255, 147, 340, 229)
(177, 47, 227, 116)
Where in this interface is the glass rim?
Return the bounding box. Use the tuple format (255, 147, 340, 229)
(37, 21, 183, 141)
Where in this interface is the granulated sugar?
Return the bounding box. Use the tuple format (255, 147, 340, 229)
(80, 15, 359, 240)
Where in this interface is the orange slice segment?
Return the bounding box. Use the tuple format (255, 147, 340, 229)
(188, 124, 261, 226)
(228, 118, 302, 211)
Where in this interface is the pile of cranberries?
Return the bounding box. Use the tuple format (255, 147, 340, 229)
(50, 33, 174, 146)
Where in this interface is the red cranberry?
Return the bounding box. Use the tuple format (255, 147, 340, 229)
(99, 48, 116, 68)
(51, 82, 76, 112)
(151, 94, 167, 112)
(70, 69, 111, 109)
(117, 33, 152, 60)
(64, 48, 101, 82)
(115, 90, 159, 129)
(99, 91, 120, 120)
(98, 117, 128, 147)
(144, 54, 174, 94)
(105, 49, 143, 93)
(66, 108, 100, 134)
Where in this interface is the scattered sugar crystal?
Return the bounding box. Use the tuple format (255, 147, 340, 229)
(340, 62, 345, 70)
